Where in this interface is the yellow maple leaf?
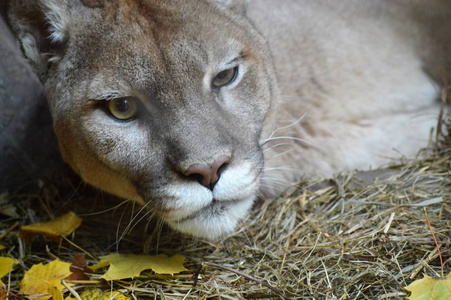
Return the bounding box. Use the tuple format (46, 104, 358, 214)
(79, 288, 131, 299)
(405, 273, 451, 299)
(99, 253, 189, 280)
(48, 285, 64, 300)
(19, 212, 82, 243)
(89, 259, 110, 270)
(20, 260, 73, 300)
(0, 257, 19, 283)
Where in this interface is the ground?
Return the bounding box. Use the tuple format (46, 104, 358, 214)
(0, 109, 449, 299)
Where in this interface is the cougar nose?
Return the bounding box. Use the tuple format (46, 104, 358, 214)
(183, 156, 231, 190)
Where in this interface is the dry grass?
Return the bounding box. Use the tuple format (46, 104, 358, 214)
(1, 108, 450, 299)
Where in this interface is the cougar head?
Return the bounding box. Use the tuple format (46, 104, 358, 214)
(8, 0, 278, 239)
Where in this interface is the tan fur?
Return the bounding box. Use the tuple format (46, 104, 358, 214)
(252, 0, 451, 195)
(6, 0, 450, 239)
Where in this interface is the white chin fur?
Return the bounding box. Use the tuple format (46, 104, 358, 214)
(161, 162, 258, 240)
(165, 195, 255, 240)
(213, 162, 256, 201)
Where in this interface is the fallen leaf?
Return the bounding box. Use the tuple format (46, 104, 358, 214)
(19, 212, 82, 243)
(0, 205, 18, 218)
(0, 245, 6, 251)
(405, 273, 451, 299)
(67, 254, 91, 281)
(79, 288, 131, 299)
(89, 259, 110, 271)
(48, 285, 64, 300)
(0, 290, 6, 299)
(20, 260, 73, 300)
(99, 253, 188, 280)
(0, 193, 19, 218)
(0, 257, 19, 283)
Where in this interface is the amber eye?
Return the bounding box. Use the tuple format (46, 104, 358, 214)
(107, 97, 139, 120)
(212, 66, 239, 88)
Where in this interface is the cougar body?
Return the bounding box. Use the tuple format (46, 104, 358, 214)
(4, 0, 450, 239)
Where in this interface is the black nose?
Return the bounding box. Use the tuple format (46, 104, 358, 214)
(183, 156, 231, 190)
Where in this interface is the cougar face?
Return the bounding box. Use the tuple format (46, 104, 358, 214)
(8, 0, 277, 239)
(10, 0, 447, 240)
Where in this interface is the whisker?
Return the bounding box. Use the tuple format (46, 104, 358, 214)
(257, 183, 287, 194)
(265, 112, 308, 140)
(110, 200, 152, 251)
(260, 177, 295, 185)
(261, 167, 303, 173)
(61, 180, 84, 208)
(123, 209, 155, 239)
(117, 201, 152, 242)
(262, 142, 292, 152)
(155, 219, 165, 254)
(78, 199, 130, 217)
(112, 200, 133, 252)
(267, 148, 296, 160)
(260, 136, 318, 148)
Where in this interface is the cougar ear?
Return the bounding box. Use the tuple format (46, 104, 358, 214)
(7, 0, 72, 81)
(213, 0, 250, 15)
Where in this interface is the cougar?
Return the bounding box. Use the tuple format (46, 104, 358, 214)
(4, 0, 450, 239)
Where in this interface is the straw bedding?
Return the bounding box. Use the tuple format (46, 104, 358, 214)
(1, 108, 449, 299)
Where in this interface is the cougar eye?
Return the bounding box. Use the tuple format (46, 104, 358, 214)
(107, 97, 139, 121)
(212, 66, 239, 88)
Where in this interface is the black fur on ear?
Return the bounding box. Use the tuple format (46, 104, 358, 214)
(6, 0, 73, 82)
